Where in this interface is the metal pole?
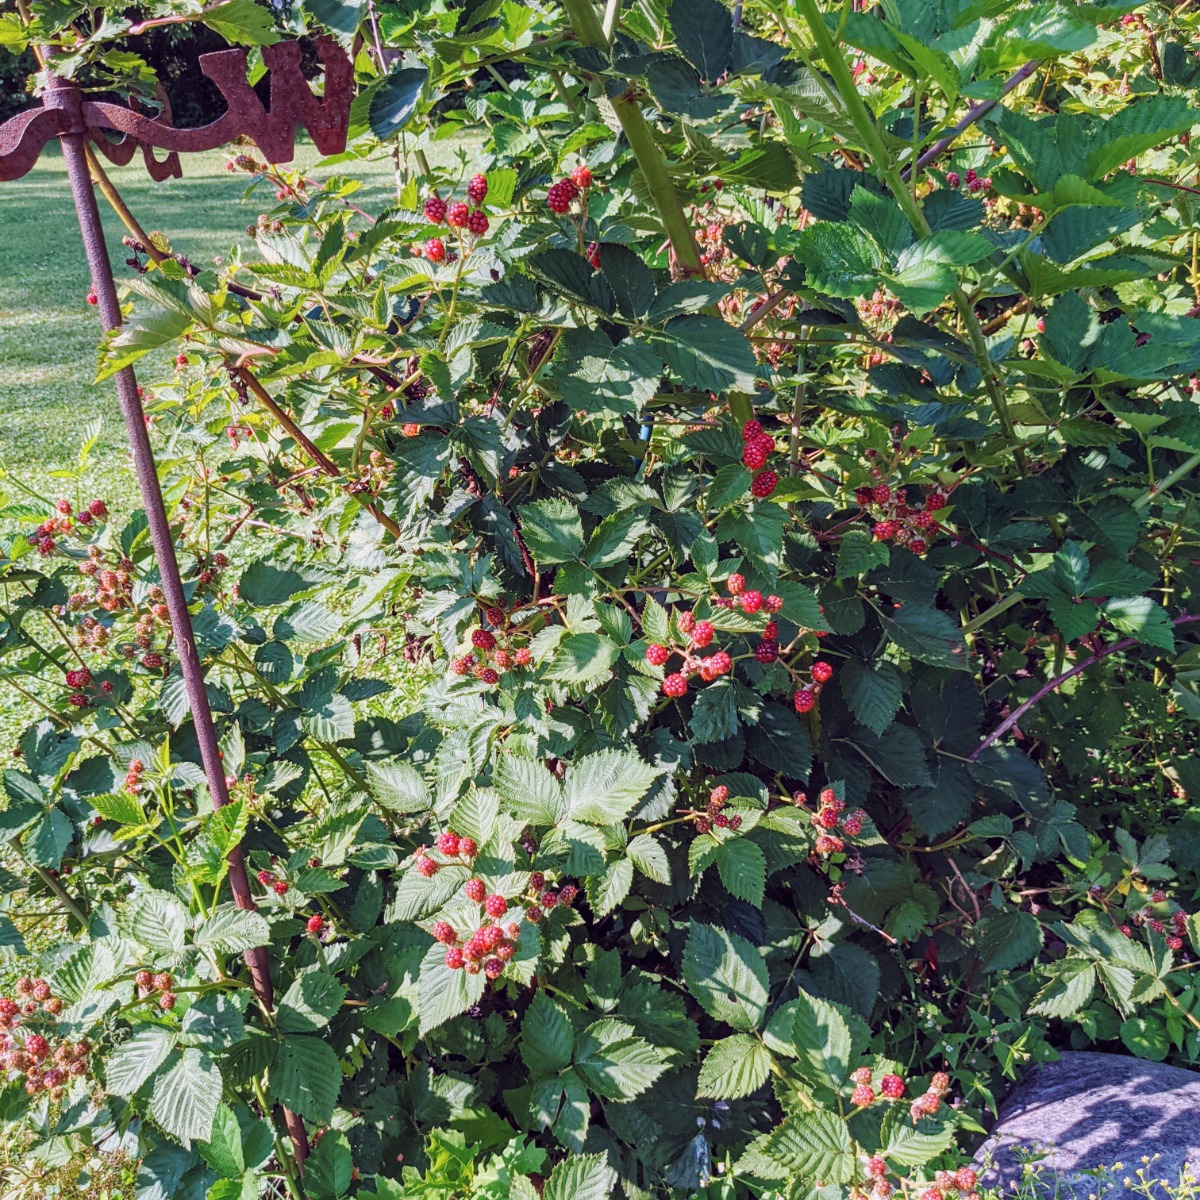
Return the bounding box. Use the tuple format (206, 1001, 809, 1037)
(54, 95, 276, 1007)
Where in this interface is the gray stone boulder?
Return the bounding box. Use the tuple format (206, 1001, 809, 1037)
(974, 1051, 1200, 1198)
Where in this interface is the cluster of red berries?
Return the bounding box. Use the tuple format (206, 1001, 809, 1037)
(31, 497, 107, 558)
(690, 784, 744, 835)
(856, 288, 901, 327)
(855, 482, 946, 553)
(848, 1065, 906, 1108)
(422, 174, 490, 261)
(909, 1070, 951, 1123)
(73, 547, 136, 620)
(944, 167, 992, 194)
(546, 164, 592, 214)
(792, 659, 834, 714)
(0, 980, 90, 1100)
(696, 215, 730, 270)
(802, 787, 865, 857)
(63, 665, 113, 709)
(257, 868, 292, 897)
(450, 603, 533, 685)
(858, 1153, 977, 1200)
(519, 871, 579, 924)
(413, 829, 480, 878)
(306, 913, 326, 935)
(134, 969, 176, 1011)
(1119, 895, 1190, 950)
(123, 757, 145, 795)
(740, 419, 779, 499)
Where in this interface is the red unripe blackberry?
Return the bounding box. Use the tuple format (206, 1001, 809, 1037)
(872, 484, 891, 504)
(710, 785, 729, 803)
(696, 818, 711, 833)
(1168, 935, 1184, 950)
(483, 957, 503, 979)
(754, 640, 779, 664)
(866, 1156, 887, 1178)
(586, 241, 601, 268)
(483, 604, 506, 627)
(919, 1190, 943, 1200)
(480, 667, 499, 685)
(851, 1084, 875, 1107)
(67, 694, 89, 708)
(726, 573, 745, 596)
(742, 440, 770, 470)
(954, 1169, 977, 1191)
(880, 1073, 904, 1098)
(708, 651, 733, 676)
(850, 1066, 872, 1084)
(740, 590, 763, 614)
(529, 871, 546, 891)
(446, 202, 469, 228)
(811, 661, 833, 683)
(751, 470, 778, 498)
(729, 815, 742, 830)
(741, 419, 762, 441)
(646, 643, 670, 666)
(176, 353, 188, 367)
(306, 914, 325, 934)
(546, 179, 578, 213)
(436, 831, 461, 856)
(484, 894, 507, 918)
(540, 890, 558, 909)
(55, 498, 71, 515)
(1036, 316, 1046, 333)
(26, 1035, 48, 1061)
(416, 856, 439, 878)
(909, 537, 928, 555)
(714, 814, 729, 828)
(467, 209, 489, 235)
(663, 673, 687, 697)
(458, 837, 478, 858)
(432, 921, 456, 945)
(86, 290, 98, 305)
(273, 879, 290, 894)
(873, 520, 899, 541)
(495, 941, 515, 961)
(445, 946, 464, 969)
(929, 1071, 950, 1094)
(765, 596, 784, 614)
(841, 810, 865, 835)
(467, 174, 488, 203)
(424, 195, 447, 223)
(855, 487, 874, 506)
(794, 689, 815, 713)
(141, 652, 165, 669)
(65, 668, 92, 689)
(464, 878, 486, 902)
(424, 238, 446, 262)
(926, 489, 948, 511)
(31, 981, 51, 1002)
(451, 656, 472, 676)
(946, 171, 960, 188)
(256, 870, 272, 886)
(525, 905, 542, 923)
(570, 164, 592, 190)
(558, 884, 579, 905)
(815, 834, 844, 855)
(691, 621, 715, 648)
(472, 629, 496, 650)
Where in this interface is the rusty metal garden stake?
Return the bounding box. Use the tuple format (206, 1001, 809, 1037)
(0, 37, 357, 1172)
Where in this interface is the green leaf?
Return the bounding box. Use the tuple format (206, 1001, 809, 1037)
(23, 808, 73, 869)
(494, 756, 565, 824)
(88, 790, 146, 826)
(626, 833, 671, 884)
(520, 992, 574, 1075)
(586, 856, 634, 917)
(545, 633, 619, 684)
(742, 1110, 854, 1184)
(97, 308, 192, 381)
(715, 838, 766, 907)
(690, 677, 740, 744)
(790, 990, 852, 1091)
(149, 1048, 223, 1146)
(1084, 96, 1195, 180)
(181, 994, 246, 1051)
(308, 1130, 354, 1200)
(697, 1034, 772, 1099)
(707, 463, 755, 511)
(122, 889, 188, 954)
(651, 316, 757, 393)
(271, 1036, 342, 1123)
(199, 1105, 245, 1178)
(669, 0, 732, 81)
(543, 1153, 617, 1200)
(201, 0, 281, 44)
(368, 67, 427, 140)
(1030, 960, 1097, 1018)
(105, 1027, 176, 1096)
(237, 562, 314, 607)
(194, 905, 270, 956)
(840, 659, 903, 736)
(417, 941, 485, 1035)
(519, 499, 585, 564)
(683, 923, 769, 1032)
(836, 530, 889, 579)
(1103, 596, 1176, 651)
(565, 749, 662, 823)
(573, 1019, 667, 1100)
(278, 971, 348, 1033)
(882, 605, 971, 671)
(597, 245, 656, 318)
(976, 909, 1044, 972)
(367, 761, 430, 813)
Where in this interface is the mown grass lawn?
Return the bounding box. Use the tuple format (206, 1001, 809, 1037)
(0, 143, 404, 510)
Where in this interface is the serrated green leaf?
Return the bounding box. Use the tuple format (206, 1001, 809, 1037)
(683, 923, 768, 1032)
(105, 1027, 176, 1096)
(715, 838, 766, 906)
(149, 1048, 222, 1146)
(697, 1033, 772, 1099)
